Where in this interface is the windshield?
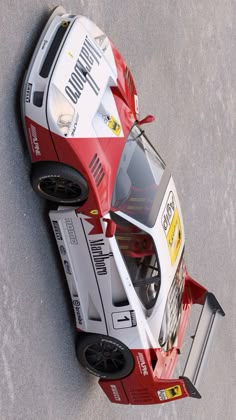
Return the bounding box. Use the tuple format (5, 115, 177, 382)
(112, 124, 165, 227)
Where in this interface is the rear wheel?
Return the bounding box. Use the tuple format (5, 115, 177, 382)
(76, 333, 134, 380)
(31, 162, 88, 205)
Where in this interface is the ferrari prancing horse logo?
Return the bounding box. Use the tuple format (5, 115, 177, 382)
(103, 114, 121, 136)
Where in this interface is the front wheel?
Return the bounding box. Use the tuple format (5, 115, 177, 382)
(76, 333, 134, 380)
(31, 162, 88, 205)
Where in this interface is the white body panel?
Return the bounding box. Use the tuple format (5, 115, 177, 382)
(49, 176, 184, 350)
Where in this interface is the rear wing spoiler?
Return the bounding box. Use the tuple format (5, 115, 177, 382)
(180, 292, 225, 398)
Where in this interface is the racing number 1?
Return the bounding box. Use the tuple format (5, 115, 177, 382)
(112, 311, 136, 329)
(117, 315, 129, 323)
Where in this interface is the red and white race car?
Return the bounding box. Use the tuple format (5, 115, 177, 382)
(21, 7, 224, 405)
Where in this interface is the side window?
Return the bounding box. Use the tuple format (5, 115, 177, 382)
(111, 212, 161, 310)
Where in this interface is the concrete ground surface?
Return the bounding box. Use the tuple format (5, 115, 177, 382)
(0, 0, 235, 419)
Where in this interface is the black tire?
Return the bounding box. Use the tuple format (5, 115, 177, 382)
(31, 162, 89, 204)
(76, 333, 134, 380)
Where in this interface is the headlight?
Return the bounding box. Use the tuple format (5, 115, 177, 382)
(49, 84, 75, 136)
(57, 113, 74, 136)
(159, 257, 185, 351)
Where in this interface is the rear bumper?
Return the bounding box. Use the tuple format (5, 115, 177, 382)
(99, 290, 225, 405)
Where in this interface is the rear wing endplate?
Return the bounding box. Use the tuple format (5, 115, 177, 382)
(180, 292, 225, 398)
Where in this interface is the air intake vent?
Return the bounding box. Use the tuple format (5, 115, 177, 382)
(40, 23, 70, 78)
(89, 153, 105, 186)
(33, 91, 44, 107)
(128, 388, 154, 404)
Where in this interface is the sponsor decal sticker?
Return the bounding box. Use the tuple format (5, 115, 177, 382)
(72, 299, 83, 325)
(161, 191, 182, 265)
(137, 352, 149, 376)
(65, 219, 78, 244)
(25, 83, 32, 103)
(110, 385, 121, 402)
(52, 220, 62, 241)
(157, 385, 182, 401)
(71, 113, 79, 136)
(167, 209, 182, 265)
(65, 35, 102, 104)
(59, 245, 66, 255)
(161, 191, 176, 233)
(63, 260, 72, 275)
(103, 114, 121, 136)
(90, 209, 99, 215)
(112, 310, 137, 329)
(89, 239, 113, 276)
(28, 124, 41, 157)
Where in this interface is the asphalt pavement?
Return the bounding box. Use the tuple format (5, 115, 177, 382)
(0, 1, 235, 419)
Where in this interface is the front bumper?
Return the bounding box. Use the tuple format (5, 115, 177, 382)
(21, 6, 73, 138)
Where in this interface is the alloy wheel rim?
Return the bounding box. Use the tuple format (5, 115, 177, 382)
(39, 177, 82, 200)
(84, 341, 125, 374)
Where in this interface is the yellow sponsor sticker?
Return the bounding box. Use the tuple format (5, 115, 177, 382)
(161, 191, 182, 265)
(103, 115, 121, 136)
(157, 385, 182, 401)
(166, 208, 182, 265)
(90, 209, 99, 215)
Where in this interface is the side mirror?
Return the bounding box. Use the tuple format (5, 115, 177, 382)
(138, 115, 155, 125)
(103, 218, 116, 238)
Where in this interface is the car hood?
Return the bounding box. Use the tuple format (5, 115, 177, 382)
(46, 18, 133, 140)
(45, 17, 137, 215)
